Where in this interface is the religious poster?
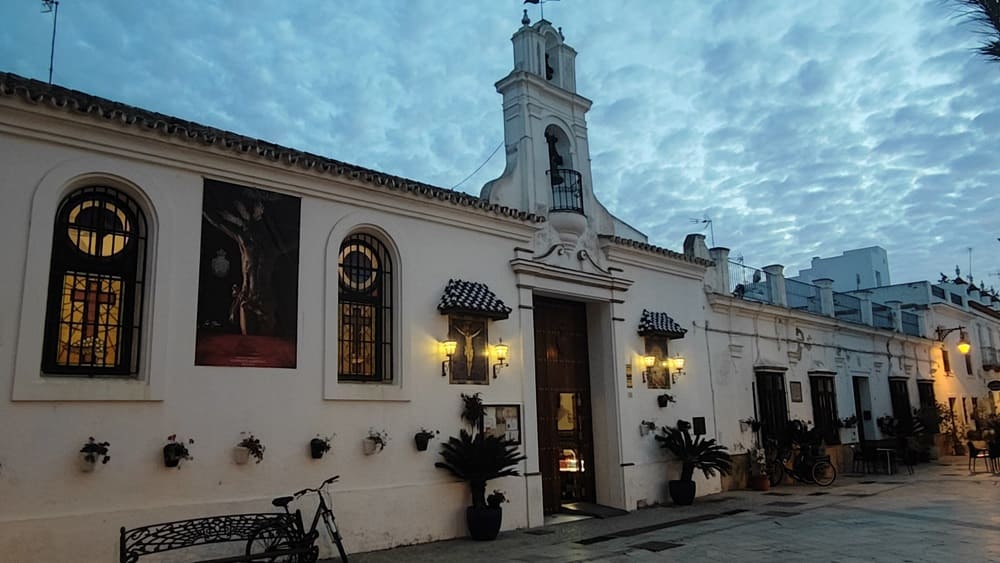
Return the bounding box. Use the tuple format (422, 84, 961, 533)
(645, 336, 671, 389)
(448, 316, 488, 383)
(195, 179, 300, 367)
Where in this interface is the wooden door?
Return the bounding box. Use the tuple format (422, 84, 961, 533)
(533, 297, 594, 514)
(755, 371, 788, 445)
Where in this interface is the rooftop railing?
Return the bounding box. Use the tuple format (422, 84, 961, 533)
(728, 260, 771, 303)
(786, 279, 822, 314)
(872, 303, 894, 330)
(900, 311, 920, 337)
(833, 292, 863, 323)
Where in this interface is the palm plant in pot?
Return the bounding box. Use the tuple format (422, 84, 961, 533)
(435, 393, 526, 541)
(656, 419, 731, 505)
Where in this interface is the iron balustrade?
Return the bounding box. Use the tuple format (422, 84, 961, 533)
(900, 311, 920, 337)
(547, 168, 584, 213)
(728, 260, 771, 303)
(872, 303, 894, 330)
(786, 279, 822, 314)
(833, 292, 862, 323)
(981, 346, 999, 370)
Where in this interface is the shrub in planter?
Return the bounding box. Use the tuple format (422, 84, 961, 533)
(414, 428, 439, 452)
(363, 429, 389, 455)
(436, 394, 525, 541)
(656, 419, 731, 505)
(79, 437, 110, 472)
(235, 433, 265, 464)
(163, 435, 194, 469)
(310, 435, 333, 459)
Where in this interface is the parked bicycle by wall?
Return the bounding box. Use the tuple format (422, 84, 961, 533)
(767, 441, 837, 487)
(249, 475, 348, 562)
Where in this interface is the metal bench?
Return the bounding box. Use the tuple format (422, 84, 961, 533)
(120, 511, 317, 563)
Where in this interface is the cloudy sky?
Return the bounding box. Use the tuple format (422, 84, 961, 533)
(2, 1, 998, 287)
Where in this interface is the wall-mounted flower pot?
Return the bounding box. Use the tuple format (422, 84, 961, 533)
(163, 444, 186, 468)
(414, 432, 435, 452)
(362, 438, 383, 456)
(657, 394, 674, 408)
(310, 438, 329, 459)
(233, 446, 251, 465)
(78, 452, 97, 473)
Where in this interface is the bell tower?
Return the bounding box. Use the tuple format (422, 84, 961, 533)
(481, 13, 645, 257)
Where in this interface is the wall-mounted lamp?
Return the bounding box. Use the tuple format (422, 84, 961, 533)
(666, 354, 686, 384)
(935, 326, 971, 355)
(642, 355, 656, 383)
(493, 340, 509, 378)
(440, 339, 457, 377)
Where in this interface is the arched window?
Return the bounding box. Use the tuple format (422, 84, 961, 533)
(42, 186, 148, 376)
(338, 233, 393, 381)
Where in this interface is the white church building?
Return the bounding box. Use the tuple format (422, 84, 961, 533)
(1, 15, 994, 562)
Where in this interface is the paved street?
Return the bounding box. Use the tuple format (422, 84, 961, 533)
(338, 457, 1000, 562)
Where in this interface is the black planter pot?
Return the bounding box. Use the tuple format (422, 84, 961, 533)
(414, 433, 433, 452)
(163, 444, 184, 468)
(668, 480, 696, 505)
(310, 439, 328, 459)
(466, 506, 502, 541)
(657, 395, 671, 408)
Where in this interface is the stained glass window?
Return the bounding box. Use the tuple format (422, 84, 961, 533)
(42, 186, 147, 376)
(338, 233, 392, 381)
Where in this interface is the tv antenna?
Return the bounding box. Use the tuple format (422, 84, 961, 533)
(41, 0, 60, 84)
(690, 215, 715, 247)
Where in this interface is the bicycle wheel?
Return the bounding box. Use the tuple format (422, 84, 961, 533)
(246, 521, 298, 563)
(767, 459, 784, 487)
(811, 460, 837, 487)
(321, 511, 349, 562)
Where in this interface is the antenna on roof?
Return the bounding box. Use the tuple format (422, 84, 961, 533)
(40, 0, 59, 84)
(689, 215, 715, 247)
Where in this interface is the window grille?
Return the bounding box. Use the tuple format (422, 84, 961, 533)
(338, 233, 392, 382)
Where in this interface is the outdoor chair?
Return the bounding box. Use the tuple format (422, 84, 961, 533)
(849, 444, 870, 474)
(894, 448, 916, 475)
(967, 441, 990, 473)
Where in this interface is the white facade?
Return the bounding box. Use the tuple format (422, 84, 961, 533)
(793, 246, 890, 292)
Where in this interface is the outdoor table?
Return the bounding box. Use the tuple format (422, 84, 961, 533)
(876, 448, 896, 474)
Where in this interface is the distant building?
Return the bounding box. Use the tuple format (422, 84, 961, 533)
(792, 246, 890, 292)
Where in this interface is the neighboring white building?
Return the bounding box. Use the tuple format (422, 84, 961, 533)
(793, 246, 890, 292)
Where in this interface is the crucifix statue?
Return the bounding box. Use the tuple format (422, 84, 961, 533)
(454, 324, 482, 379)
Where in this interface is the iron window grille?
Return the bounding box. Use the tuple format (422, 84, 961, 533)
(337, 233, 392, 382)
(41, 186, 147, 377)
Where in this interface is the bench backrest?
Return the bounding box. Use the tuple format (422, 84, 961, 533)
(120, 512, 301, 563)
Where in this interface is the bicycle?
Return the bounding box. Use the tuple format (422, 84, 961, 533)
(767, 442, 837, 487)
(246, 475, 349, 563)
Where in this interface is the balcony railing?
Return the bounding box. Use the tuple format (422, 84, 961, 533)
(786, 279, 822, 314)
(982, 346, 1000, 370)
(728, 260, 771, 303)
(900, 311, 920, 337)
(833, 292, 862, 323)
(547, 168, 584, 213)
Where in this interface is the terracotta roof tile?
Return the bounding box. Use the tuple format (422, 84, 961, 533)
(0, 72, 543, 224)
(599, 235, 713, 266)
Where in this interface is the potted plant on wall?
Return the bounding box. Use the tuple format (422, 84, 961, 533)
(310, 434, 333, 459)
(78, 437, 110, 472)
(656, 419, 731, 505)
(234, 433, 265, 464)
(363, 429, 389, 455)
(414, 428, 439, 452)
(436, 393, 526, 540)
(163, 435, 194, 468)
(657, 393, 676, 408)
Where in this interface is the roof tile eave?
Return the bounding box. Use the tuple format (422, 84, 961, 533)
(0, 71, 543, 225)
(599, 234, 713, 267)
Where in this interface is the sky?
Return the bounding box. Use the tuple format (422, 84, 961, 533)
(2, 1, 999, 288)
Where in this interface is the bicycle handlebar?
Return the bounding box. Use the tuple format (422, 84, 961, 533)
(292, 475, 340, 498)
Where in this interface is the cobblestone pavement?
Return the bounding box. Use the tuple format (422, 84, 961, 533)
(330, 457, 1000, 562)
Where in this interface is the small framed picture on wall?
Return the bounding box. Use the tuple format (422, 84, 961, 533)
(789, 381, 803, 403)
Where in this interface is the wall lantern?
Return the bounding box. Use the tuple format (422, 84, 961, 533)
(440, 339, 457, 377)
(642, 355, 656, 383)
(493, 340, 509, 378)
(666, 354, 686, 385)
(935, 326, 971, 355)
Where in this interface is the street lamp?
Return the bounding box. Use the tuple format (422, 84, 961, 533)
(935, 326, 971, 355)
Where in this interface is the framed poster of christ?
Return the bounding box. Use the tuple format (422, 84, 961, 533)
(195, 179, 301, 368)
